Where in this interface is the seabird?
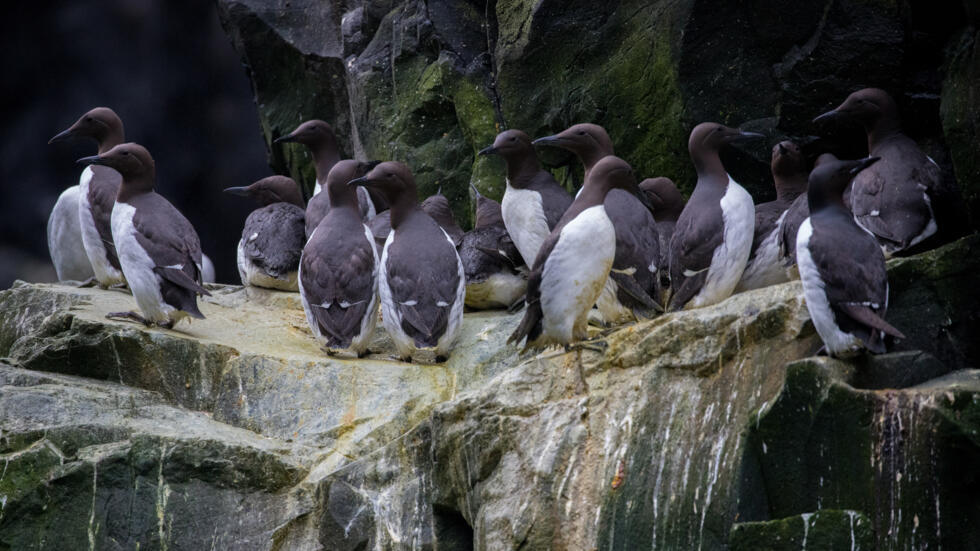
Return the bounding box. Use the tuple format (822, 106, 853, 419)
(534, 123, 662, 322)
(460, 184, 526, 310)
(796, 156, 906, 356)
(275, 119, 376, 229)
(639, 177, 685, 298)
(201, 254, 216, 284)
(48, 107, 126, 287)
(668, 122, 763, 311)
(735, 140, 808, 292)
(813, 88, 940, 256)
(508, 156, 639, 349)
(224, 175, 306, 291)
(478, 130, 572, 266)
(778, 152, 838, 272)
(78, 143, 210, 328)
(299, 160, 380, 356)
(350, 162, 465, 362)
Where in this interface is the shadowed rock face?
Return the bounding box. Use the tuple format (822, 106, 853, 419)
(0, 235, 977, 549)
(215, 0, 972, 233)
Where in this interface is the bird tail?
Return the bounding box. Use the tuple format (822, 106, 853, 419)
(508, 300, 542, 346)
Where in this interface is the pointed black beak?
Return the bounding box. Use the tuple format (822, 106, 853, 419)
(734, 130, 766, 141)
(850, 156, 881, 174)
(777, 143, 788, 155)
(470, 182, 483, 198)
(531, 135, 564, 147)
(348, 175, 371, 187)
(478, 145, 497, 156)
(223, 186, 250, 197)
(49, 128, 74, 145)
(274, 133, 296, 144)
(76, 154, 102, 166)
(812, 109, 838, 124)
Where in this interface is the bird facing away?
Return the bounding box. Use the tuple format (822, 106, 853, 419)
(535, 123, 662, 322)
(813, 88, 940, 257)
(668, 122, 763, 311)
(460, 184, 526, 310)
(78, 143, 210, 329)
(778, 152, 838, 271)
(420, 189, 465, 246)
(299, 160, 380, 356)
(224, 175, 306, 291)
(276, 119, 377, 222)
(350, 162, 465, 362)
(509, 156, 640, 350)
(796, 156, 906, 357)
(479, 129, 572, 267)
(735, 140, 808, 292)
(639, 177, 685, 301)
(49, 107, 127, 287)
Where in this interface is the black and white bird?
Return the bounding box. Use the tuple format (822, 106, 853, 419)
(508, 156, 640, 350)
(534, 123, 662, 322)
(478, 130, 572, 267)
(275, 119, 376, 237)
(813, 88, 940, 257)
(639, 177, 685, 296)
(460, 184, 526, 310)
(78, 143, 210, 328)
(224, 175, 306, 291)
(778, 152, 838, 272)
(299, 160, 379, 356)
(48, 107, 127, 286)
(350, 162, 465, 362)
(736, 140, 808, 292)
(668, 122, 762, 310)
(796, 156, 906, 356)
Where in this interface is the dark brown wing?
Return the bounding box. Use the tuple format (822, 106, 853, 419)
(242, 203, 305, 278)
(527, 170, 573, 230)
(302, 212, 377, 348)
(667, 198, 723, 310)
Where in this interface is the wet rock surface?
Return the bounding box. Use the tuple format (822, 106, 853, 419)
(1, 235, 977, 549)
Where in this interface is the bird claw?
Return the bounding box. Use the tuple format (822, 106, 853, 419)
(106, 311, 152, 327)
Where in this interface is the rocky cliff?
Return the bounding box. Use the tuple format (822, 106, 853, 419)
(1, 235, 978, 549)
(215, 0, 976, 237)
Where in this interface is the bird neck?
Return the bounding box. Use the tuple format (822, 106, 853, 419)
(865, 118, 902, 153)
(692, 150, 726, 183)
(775, 174, 808, 203)
(388, 195, 420, 230)
(97, 126, 125, 155)
(117, 175, 155, 203)
(505, 152, 542, 187)
(311, 146, 341, 184)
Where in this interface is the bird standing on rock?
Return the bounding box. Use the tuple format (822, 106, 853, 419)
(534, 123, 662, 322)
(736, 140, 808, 292)
(509, 156, 639, 350)
(350, 162, 465, 362)
(668, 123, 762, 311)
(78, 143, 210, 329)
(813, 88, 940, 257)
(796, 156, 906, 357)
(224, 175, 306, 291)
(639, 177, 685, 300)
(48, 107, 127, 287)
(460, 184, 526, 310)
(299, 160, 379, 357)
(479, 129, 572, 267)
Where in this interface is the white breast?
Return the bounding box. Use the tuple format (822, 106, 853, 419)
(47, 185, 94, 281)
(377, 230, 415, 358)
(435, 228, 467, 357)
(236, 240, 298, 291)
(111, 203, 175, 324)
(501, 183, 551, 267)
(796, 218, 862, 355)
(465, 272, 527, 309)
(539, 205, 616, 344)
(735, 210, 790, 293)
(687, 177, 754, 308)
(78, 167, 125, 287)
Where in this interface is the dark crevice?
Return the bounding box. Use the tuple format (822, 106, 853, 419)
(432, 504, 474, 551)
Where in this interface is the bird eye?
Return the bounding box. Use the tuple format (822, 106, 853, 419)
(716, 126, 723, 132)
(85, 117, 92, 122)
(509, 137, 517, 142)
(578, 131, 586, 136)
(122, 151, 130, 156)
